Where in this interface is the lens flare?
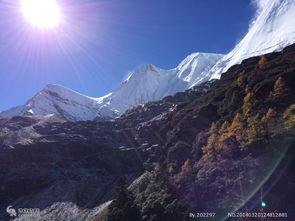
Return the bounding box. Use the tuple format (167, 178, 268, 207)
(21, 0, 61, 28)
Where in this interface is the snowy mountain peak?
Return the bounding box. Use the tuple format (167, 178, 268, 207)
(177, 52, 223, 69)
(177, 52, 224, 86)
(94, 52, 223, 116)
(40, 84, 95, 101)
(0, 84, 101, 122)
(2, 0, 295, 121)
(134, 63, 160, 73)
(207, 0, 295, 80)
(122, 64, 162, 85)
(177, 52, 202, 69)
(0, 52, 224, 121)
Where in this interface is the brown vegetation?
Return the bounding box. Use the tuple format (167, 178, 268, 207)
(258, 55, 267, 69)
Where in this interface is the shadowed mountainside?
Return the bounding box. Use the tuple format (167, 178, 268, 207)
(1, 44, 295, 220)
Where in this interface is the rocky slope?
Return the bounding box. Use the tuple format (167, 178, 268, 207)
(0, 115, 145, 221)
(1, 44, 295, 220)
(156, 44, 295, 220)
(0, 76, 215, 221)
(99, 44, 295, 220)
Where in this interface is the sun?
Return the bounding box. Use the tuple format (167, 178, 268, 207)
(21, 0, 61, 28)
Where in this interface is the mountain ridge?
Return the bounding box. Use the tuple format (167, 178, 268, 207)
(1, 0, 295, 121)
(207, 0, 295, 80)
(0, 84, 101, 121)
(0, 52, 223, 121)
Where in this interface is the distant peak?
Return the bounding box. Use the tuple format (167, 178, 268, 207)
(121, 63, 162, 85)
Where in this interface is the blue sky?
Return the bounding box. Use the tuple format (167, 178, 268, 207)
(0, 0, 255, 111)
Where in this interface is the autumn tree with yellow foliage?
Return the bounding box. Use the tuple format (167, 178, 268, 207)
(283, 104, 295, 129)
(247, 116, 266, 144)
(237, 72, 245, 87)
(228, 113, 248, 148)
(181, 159, 190, 171)
(243, 92, 257, 116)
(259, 55, 267, 69)
(262, 108, 277, 121)
(202, 122, 219, 161)
(270, 76, 289, 97)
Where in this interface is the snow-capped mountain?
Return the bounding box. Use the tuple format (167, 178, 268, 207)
(0, 53, 223, 121)
(1, 0, 295, 121)
(206, 0, 295, 80)
(0, 84, 102, 121)
(97, 53, 223, 116)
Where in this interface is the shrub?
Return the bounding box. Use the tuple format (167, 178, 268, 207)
(270, 76, 289, 97)
(108, 176, 142, 221)
(135, 177, 187, 221)
(262, 108, 277, 122)
(228, 113, 247, 148)
(246, 116, 266, 144)
(237, 72, 245, 87)
(283, 104, 295, 129)
(259, 55, 267, 69)
(168, 166, 174, 174)
(245, 85, 251, 94)
(202, 122, 219, 161)
(220, 121, 230, 134)
(243, 92, 257, 116)
(181, 160, 190, 170)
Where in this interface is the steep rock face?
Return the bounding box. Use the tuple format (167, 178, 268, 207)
(207, 0, 295, 80)
(0, 117, 145, 221)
